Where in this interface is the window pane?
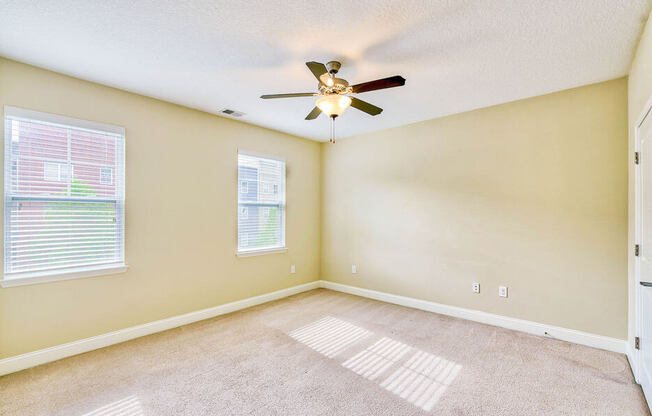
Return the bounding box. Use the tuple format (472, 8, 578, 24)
(100, 167, 113, 185)
(71, 129, 118, 199)
(43, 162, 61, 182)
(9, 118, 120, 199)
(237, 152, 285, 252)
(5, 200, 120, 273)
(238, 205, 282, 250)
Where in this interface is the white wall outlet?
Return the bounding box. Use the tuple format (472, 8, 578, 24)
(499, 286, 508, 298)
(290, 265, 296, 274)
(472, 283, 480, 293)
(352, 265, 357, 274)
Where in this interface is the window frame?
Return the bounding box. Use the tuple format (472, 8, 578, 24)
(1, 106, 127, 287)
(236, 149, 287, 257)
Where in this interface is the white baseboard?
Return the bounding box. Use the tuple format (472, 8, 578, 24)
(319, 280, 628, 354)
(0, 279, 629, 377)
(0, 281, 319, 376)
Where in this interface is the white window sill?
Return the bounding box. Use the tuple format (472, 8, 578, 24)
(0, 263, 128, 288)
(237, 247, 288, 258)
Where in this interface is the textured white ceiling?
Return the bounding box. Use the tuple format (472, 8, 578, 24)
(0, 1, 650, 141)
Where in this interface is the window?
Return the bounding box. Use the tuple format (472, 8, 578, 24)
(237, 151, 285, 254)
(2, 106, 126, 285)
(43, 162, 72, 182)
(240, 181, 248, 194)
(100, 167, 113, 185)
(44, 162, 60, 181)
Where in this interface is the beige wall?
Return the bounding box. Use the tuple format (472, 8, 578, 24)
(629, 13, 652, 350)
(0, 55, 632, 359)
(321, 78, 628, 339)
(0, 58, 321, 358)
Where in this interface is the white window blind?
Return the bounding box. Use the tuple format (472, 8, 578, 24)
(4, 107, 125, 277)
(237, 151, 285, 253)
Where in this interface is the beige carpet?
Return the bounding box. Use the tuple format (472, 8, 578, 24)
(1, 288, 648, 415)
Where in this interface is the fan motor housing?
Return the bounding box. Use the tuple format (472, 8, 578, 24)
(319, 77, 351, 94)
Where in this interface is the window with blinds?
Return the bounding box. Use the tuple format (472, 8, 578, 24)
(4, 107, 125, 278)
(237, 151, 285, 253)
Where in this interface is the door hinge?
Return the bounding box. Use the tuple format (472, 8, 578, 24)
(636, 336, 641, 350)
(636, 244, 641, 257)
(635, 152, 640, 165)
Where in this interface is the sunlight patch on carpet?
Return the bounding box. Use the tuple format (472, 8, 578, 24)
(289, 316, 372, 358)
(81, 395, 144, 416)
(380, 350, 462, 411)
(342, 337, 412, 381)
(289, 317, 462, 412)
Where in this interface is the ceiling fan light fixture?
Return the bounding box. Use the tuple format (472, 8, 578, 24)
(316, 95, 352, 117)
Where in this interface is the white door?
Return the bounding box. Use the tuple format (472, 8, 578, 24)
(636, 102, 652, 407)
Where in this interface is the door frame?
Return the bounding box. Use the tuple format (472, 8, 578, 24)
(634, 93, 652, 389)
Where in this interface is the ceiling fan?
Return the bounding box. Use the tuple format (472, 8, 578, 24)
(261, 61, 406, 143)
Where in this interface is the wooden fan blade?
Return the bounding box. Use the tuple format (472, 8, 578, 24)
(261, 93, 318, 99)
(351, 75, 406, 94)
(306, 61, 328, 83)
(305, 106, 322, 120)
(350, 97, 383, 116)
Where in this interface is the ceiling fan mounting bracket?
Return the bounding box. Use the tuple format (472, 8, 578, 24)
(326, 61, 341, 75)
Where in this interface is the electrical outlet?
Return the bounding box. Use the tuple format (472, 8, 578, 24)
(290, 265, 296, 274)
(472, 283, 480, 293)
(352, 265, 357, 274)
(499, 286, 508, 298)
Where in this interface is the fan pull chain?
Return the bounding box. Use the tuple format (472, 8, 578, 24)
(330, 115, 336, 144)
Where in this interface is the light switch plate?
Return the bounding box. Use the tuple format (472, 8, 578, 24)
(290, 265, 296, 274)
(499, 286, 508, 298)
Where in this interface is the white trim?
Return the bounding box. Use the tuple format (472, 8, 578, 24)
(635, 92, 652, 128)
(319, 281, 628, 354)
(625, 343, 650, 414)
(1, 263, 128, 287)
(634, 93, 652, 416)
(4, 105, 125, 136)
(237, 247, 288, 257)
(634, 92, 652, 385)
(635, 102, 643, 383)
(628, 343, 639, 382)
(0, 281, 319, 376)
(237, 148, 286, 162)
